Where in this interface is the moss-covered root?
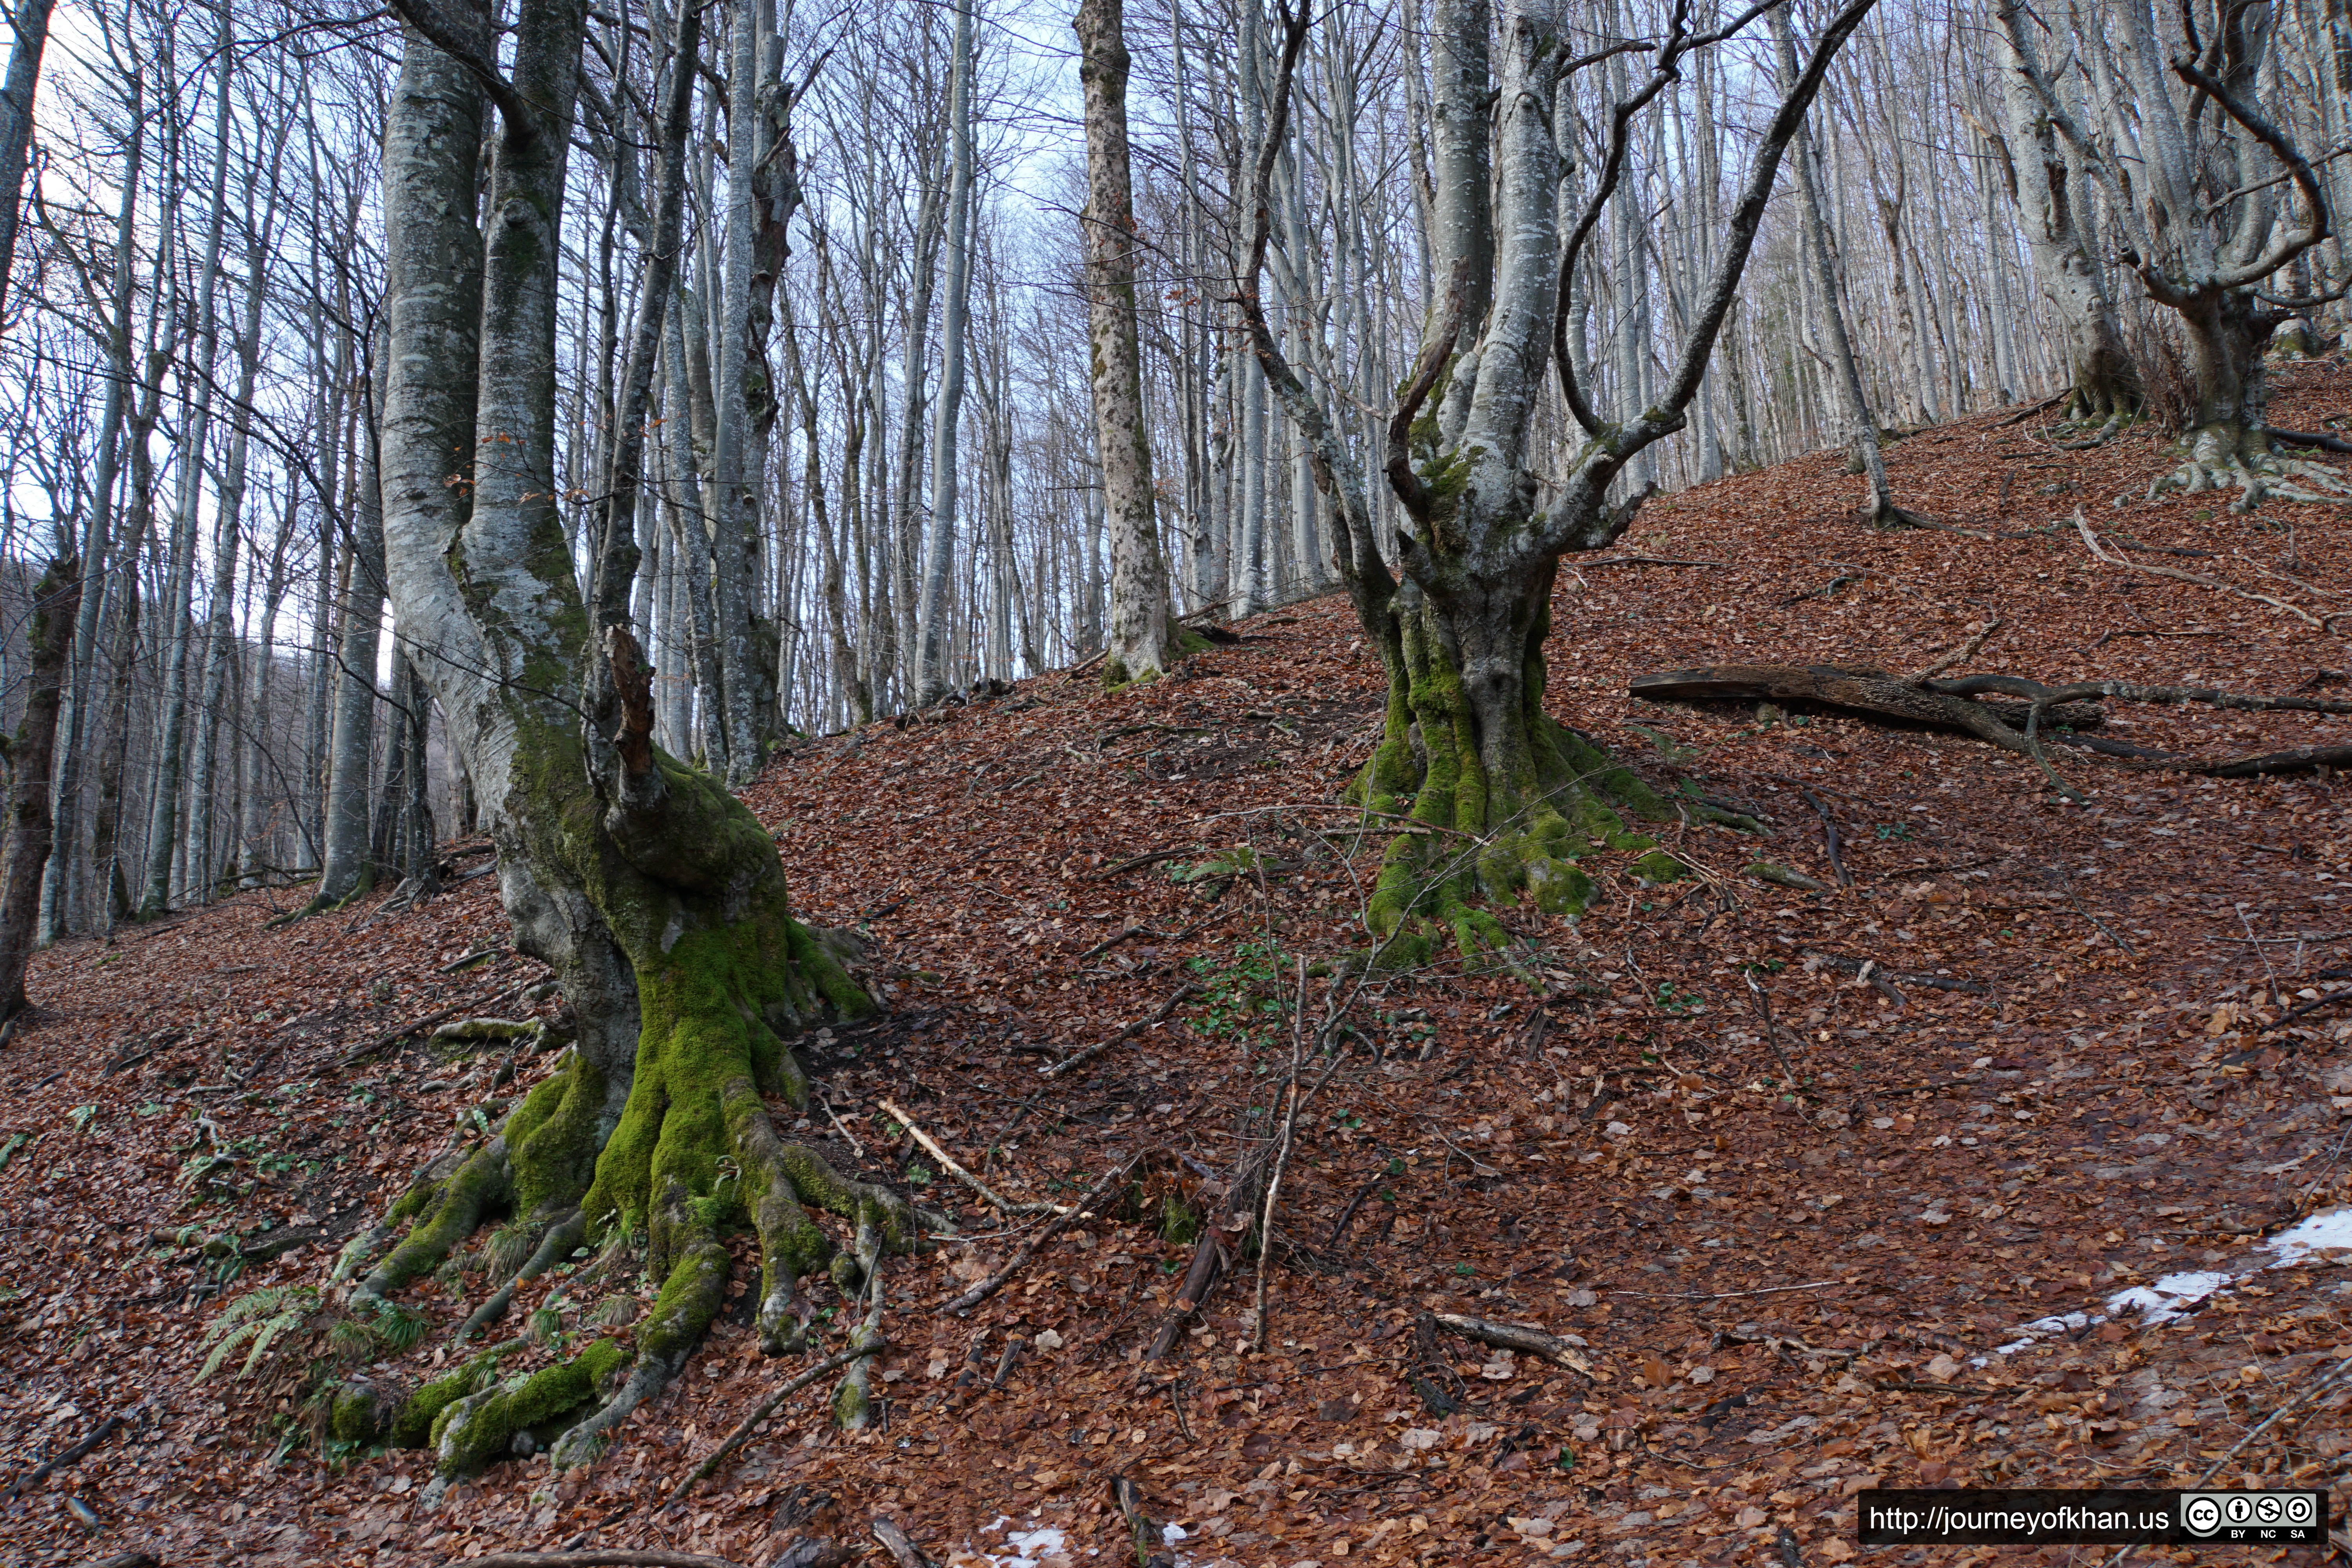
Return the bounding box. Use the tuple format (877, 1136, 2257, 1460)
(348, 1054, 607, 1308)
(419, 1337, 629, 1504)
(316, 1338, 527, 1452)
(545, 1234, 731, 1472)
(456, 1209, 587, 1341)
(332, 1140, 472, 1287)
(831, 1214, 887, 1431)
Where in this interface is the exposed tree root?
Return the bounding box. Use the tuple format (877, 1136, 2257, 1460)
(2145, 422, 2352, 510)
(2072, 510, 2323, 626)
(314, 681, 946, 1496)
(2047, 412, 2133, 450)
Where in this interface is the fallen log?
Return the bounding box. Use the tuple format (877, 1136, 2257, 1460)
(1633, 664, 2352, 780)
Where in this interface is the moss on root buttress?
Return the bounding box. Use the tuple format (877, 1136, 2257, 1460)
(1359, 592, 1685, 965)
(580, 922, 812, 1251)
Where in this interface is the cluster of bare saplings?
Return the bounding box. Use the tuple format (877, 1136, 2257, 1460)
(0, 0, 2347, 1541)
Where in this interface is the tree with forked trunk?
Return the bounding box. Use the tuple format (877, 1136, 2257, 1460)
(1237, 0, 1877, 966)
(324, 0, 931, 1494)
(1997, 0, 2342, 505)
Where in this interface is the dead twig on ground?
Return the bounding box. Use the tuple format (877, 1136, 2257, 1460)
(869, 1519, 935, 1568)
(1797, 789, 1852, 888)
(1741, 971, 1803, 1089)
(1252, 961, 1310, 1352)
(1798, 948, 1987, 995)
(876, 1097, 1054, 1216)
(1043, 984, 1197, 1078)
(659, 1342, 882, 1507)
(1433, 1313, 1593, 1374)
(8, 1410, 125, 1499)
(1909, 618, 2004, 683)
(2073, 508, 2321, 626)
(935, 1154, 1142, 1313)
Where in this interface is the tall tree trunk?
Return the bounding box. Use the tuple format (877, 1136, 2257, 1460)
(1988, 4, 2137, 421)
(339, 0, 918, 1493)
(136, 17, 236, 919)
(915, 0, 977, 704)
(308, 330, 389, 912)
(1076, 0, 1176, 685)
(0, 553, 79, 1024)
(42, 96, 143, 940)
(1773, 7, 1904, 525)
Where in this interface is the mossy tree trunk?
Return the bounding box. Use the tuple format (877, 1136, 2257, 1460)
(337, 0, 918, 1494)
(1239, 0, 1873, 961)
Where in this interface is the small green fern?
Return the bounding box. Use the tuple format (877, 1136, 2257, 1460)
(199, 1285, 321, 1381)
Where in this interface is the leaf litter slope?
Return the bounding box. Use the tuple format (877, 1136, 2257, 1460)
(2, 370, 2348, 1567)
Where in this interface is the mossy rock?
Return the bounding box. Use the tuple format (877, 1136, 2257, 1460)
(1628, 849, 1685, 885)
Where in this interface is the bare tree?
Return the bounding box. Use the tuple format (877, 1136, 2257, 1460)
(1238, 0, 1878, 963)
(330, 0, 923, 1492)
(2000, 0, 2343, 503)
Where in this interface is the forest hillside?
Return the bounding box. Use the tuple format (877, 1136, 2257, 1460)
(2, 374, 2347, 1568)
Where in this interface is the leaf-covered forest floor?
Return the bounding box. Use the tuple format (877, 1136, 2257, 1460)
(5, 369, 2351, 1568)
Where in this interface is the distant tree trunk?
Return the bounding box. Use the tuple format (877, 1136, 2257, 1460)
(1076, 0, 1176, 686)
(1773, 7, 1904, 525)
(0, 553, 78, 1024)
(42, 99, 142, 940)
(308, 335, 388, 913)
(188, 223, 272, 902)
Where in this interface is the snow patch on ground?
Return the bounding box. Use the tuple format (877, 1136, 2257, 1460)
(1984, 1204, 2352, 1361)
(975, 1518, 1071, 1568)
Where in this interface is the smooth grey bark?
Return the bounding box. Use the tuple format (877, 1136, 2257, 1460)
(1773, 7, 1899, 524)
(1076, 0, 1175, 685)
(188, 189, 276, 902)
(41, 92, 142, 940)
(1987, 0, 2137, 419)
(2002, 0, 2333, 502)
(915, 0, 976, 704)
(709, 0, 766, 779)
(312, 327, 389, 910)
(238, 484, 302, 884)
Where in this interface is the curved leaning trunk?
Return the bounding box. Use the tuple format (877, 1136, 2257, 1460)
(335, 4, 920, 1495)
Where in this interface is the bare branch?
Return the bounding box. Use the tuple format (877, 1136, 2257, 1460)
(2171, 54, 2331, 289)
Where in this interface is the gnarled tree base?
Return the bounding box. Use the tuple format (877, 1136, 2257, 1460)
(1348, 582, 1722, 969)
(2147, 422, 2352, 510)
